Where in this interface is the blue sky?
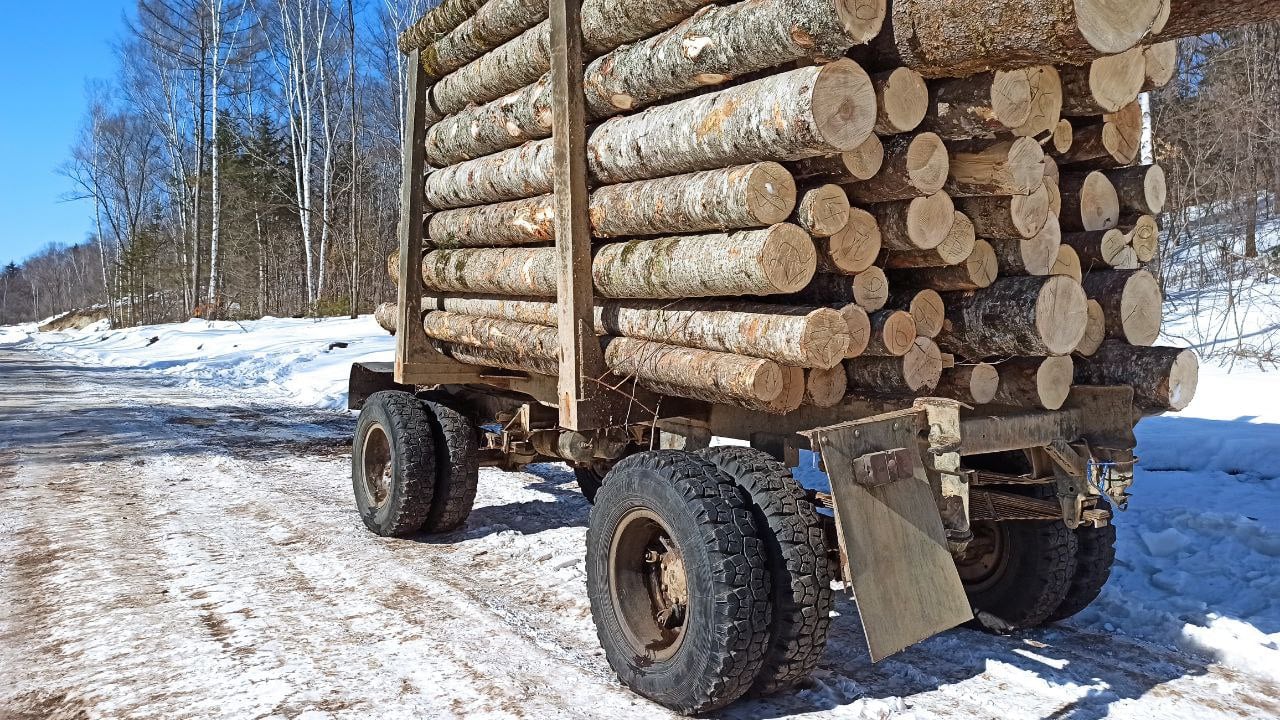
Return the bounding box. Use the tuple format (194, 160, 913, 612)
(0, 1, 132, 267)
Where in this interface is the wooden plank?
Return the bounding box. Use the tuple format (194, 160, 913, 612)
(395, 49, 482, 387)
(549, 0, 609, 430)
(809, 412, 972, 661)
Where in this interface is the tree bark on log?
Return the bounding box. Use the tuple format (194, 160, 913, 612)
(945, 137, 1046, 198)
(1053, 245, 1083, 282)
(938, 275, 1089, 357)
(1081, 269, 1162, 346)
(593, 224, 817, 299)
(837, 303, 873, 358)
(885, 211, 976, 268)
(1056, 101, 1142, 168)
(957, 184, 1050, 239)
(1059, 170, 1121, 231)
(888, 238, 997, 291)
(604, 337, 786, 406)
(784, 267, 889, 311)
(918, 70, 1033, 140)
(935, 362, 1000, 404)
(374, 302, 399, 334)
(846, 132, 949, 203)
(873, 67, 929, 135)
(989, 215, 1061, 276)
(990, 356, 1075, 409)
(426, 163, 797, 247)
(423, 61, 877, 209)
(423, 311, 563, 367)
(399, 0, 488, 54)
(804, 365, 849, 408)
(1107, 164, 1166, 216)
(439, 342, 559, 376)
(1060, 48, 1146, 116)
(794, 184, 852, 237)
(419, 0, 550, 80)
(1074, 298, 1106, 356)
(870, 191, 955, 250)
(421, 296, 851, 369)
(845, 336, 943, 393)
(1074, 342, 1199, 412)
(816, 208, 882, 274)
(871, 0, 1167, 77)
(789, 134, 884, 183)
(1152, 0, 1280, 42)
(421, 247, 560, 297)
(429, 24, 551, 118)
(1045, 174, 1063, 215)
(1061, 228, 1137, 270)
(864, 309, 918, 356)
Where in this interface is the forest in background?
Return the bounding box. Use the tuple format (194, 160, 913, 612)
(0, 5, 1278, 347)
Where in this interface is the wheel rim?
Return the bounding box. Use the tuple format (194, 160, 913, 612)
(955, 520, 1011, 592)
(608, 508, 689, 662)
(361, 423, 393, 509)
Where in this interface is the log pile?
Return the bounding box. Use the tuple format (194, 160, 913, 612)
(377, 0, 1244, 416)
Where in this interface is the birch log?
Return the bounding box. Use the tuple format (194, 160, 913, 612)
(426, 163, 797, 246)
(794, 184, 852, 237)
(837, 304, 873, 358)
(603, 337, 786, 406)
(816, 208, 882, 274)
(957, 184, 1050, 239)
(1074, 342, 1199, 412)
(374, 302, 399, 334)
(422, 61, 877, 209)
(938, 275, 1089, 357)
(872, 0, 1167, 77)
(789, 134, 885, 183)
(945, 137, 1046, 197)
(399, 0, 488, 54)
(873, 67, 930, 135)
(846, 132, 949, 203)
(990, 356, 1075, 409)
(1081, 269, 1162, 346)
(935, 362, 1000, 404)
(418, 0, 549, 80)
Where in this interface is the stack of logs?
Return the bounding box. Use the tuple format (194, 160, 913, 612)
(372, 0, 1249, 417)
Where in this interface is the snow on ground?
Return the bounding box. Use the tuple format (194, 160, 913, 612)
(5, 295, 1280, 716)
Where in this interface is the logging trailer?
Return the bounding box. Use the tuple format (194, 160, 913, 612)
(345, 1, 1147, 714)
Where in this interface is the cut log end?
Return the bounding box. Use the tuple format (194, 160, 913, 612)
(1064, 170, 1121, 232)
(745, 162, 801, 225)
(836, 0, 890, 45)
(1118, 269, 1163, 346)
(853, 266, 890, 311)
(905, 191, 957, 249)
(968, 363, 1001, 404)
(821, 208, 883, 274)
(837, 303, 872, 358)
(847, 134, 886, 180)
(936, 211, 978, 266)
(1075, 0, 1167, 55)
(1035, 355, 1075, 410)
(1129, 215, 1160, 263)
(874, 67, 929, 135)
(801, 307, 858, 370)
(908, 288, 946, 338)
(1166, 349, 1200, 412)
(813, 59, 879, 152)
(867, 309, 919, 356)
(1012, 65, 1065, 139)
(903, 337, 944, 391)
(1053, 245, 1084, 282)
(761, 224, 821, 295)
(796, 184, 853, 237)
(1036, 275, 1091, 355)
(804, 366, 849, 408)
(1075, 299, 1106, 356)
(906, 132, 950, 195)
(1012, 184, 1053, 238)
(1144, 41, 1178, 90)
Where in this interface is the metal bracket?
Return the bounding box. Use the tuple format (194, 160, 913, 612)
(852, 448, 915, 488)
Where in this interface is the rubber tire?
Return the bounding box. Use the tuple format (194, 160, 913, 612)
(420, 400, 479, 533)
(964, 489, 1079, 632)
(351, 391, 436, 537)
(586, 451, 771, 714)
(574, 465, 605, 504)
(1049, 498, 1117, 621)
(697, 446, 834, 696)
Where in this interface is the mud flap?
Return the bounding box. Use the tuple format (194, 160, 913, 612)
(805, 407, 973, 661)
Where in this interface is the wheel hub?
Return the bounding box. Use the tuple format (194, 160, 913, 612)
(955, 521, 1009, 590)
(609, 509, 689, 661)
(361, 423, 393, 508)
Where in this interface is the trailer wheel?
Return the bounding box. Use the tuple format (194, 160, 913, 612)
(1049, 498, 1117, 621)
(351, 391, 436, 537)
(586, 451, 771, 714)
(419, 400, 479, 533)
(573, 462, 607, 504)
(696, 446, 833, 696)
(956, 488, 1078, 632)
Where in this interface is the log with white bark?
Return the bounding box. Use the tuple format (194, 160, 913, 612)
(439, 342, 558, 377)
(887, 238, 997, 292)
(864, 309, 919, 356)
(418, 0, 549, 80)
(421, 296, 852, 369)
(884, 210, 976, 268)
(837, 303, 873, 358)
(1081, 269, 1162, 346)
(1053, 245, 1083, 282)
(872, 67, 929, 135)
(399, 0, 487, 54)
(934, 362, 1000, 404)
(1074, 342, 1199, 412)
(816, 208, 882, 274)
(603, 337, 787, 407)
(870, 191, 955, 251)
(422, 311, 564, 370)
(422, 61, 877, 209)
(1056, 101, 1142, 167)
(427, 163, 796, 247)
(794, 184, 852, 237)
(374, 302, 399, 334)
(758, 366, 808, 414)
(1127, 215, 1159, 263)
(845, 337, 943, 393)
(1060, 48, 1147, 116)
(957, 184, 1050, 240)
(789, 134, 885, 183)
(871, 0, 1167, 77)
(988, 215, 1062, 276)
(1107, 164, 1166, 216)
(1142, 41, 1177, 91)
(1152, 0, 1280, 42)
(945, 137, 1046, 197)
(1059, 170, 1121, 232)
(804, 366, 849, 408)
(1061, 228, 1139, 270)
(938, 275, 1089, 357)
(1074, 299, 1106, 356)
(846, 132, 949, 203)
(990, 356, 1075, 410)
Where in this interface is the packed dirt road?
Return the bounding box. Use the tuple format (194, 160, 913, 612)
(1, 345, 1276, 719)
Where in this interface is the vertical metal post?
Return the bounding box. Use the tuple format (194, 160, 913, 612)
(549, 0, 608, 430)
